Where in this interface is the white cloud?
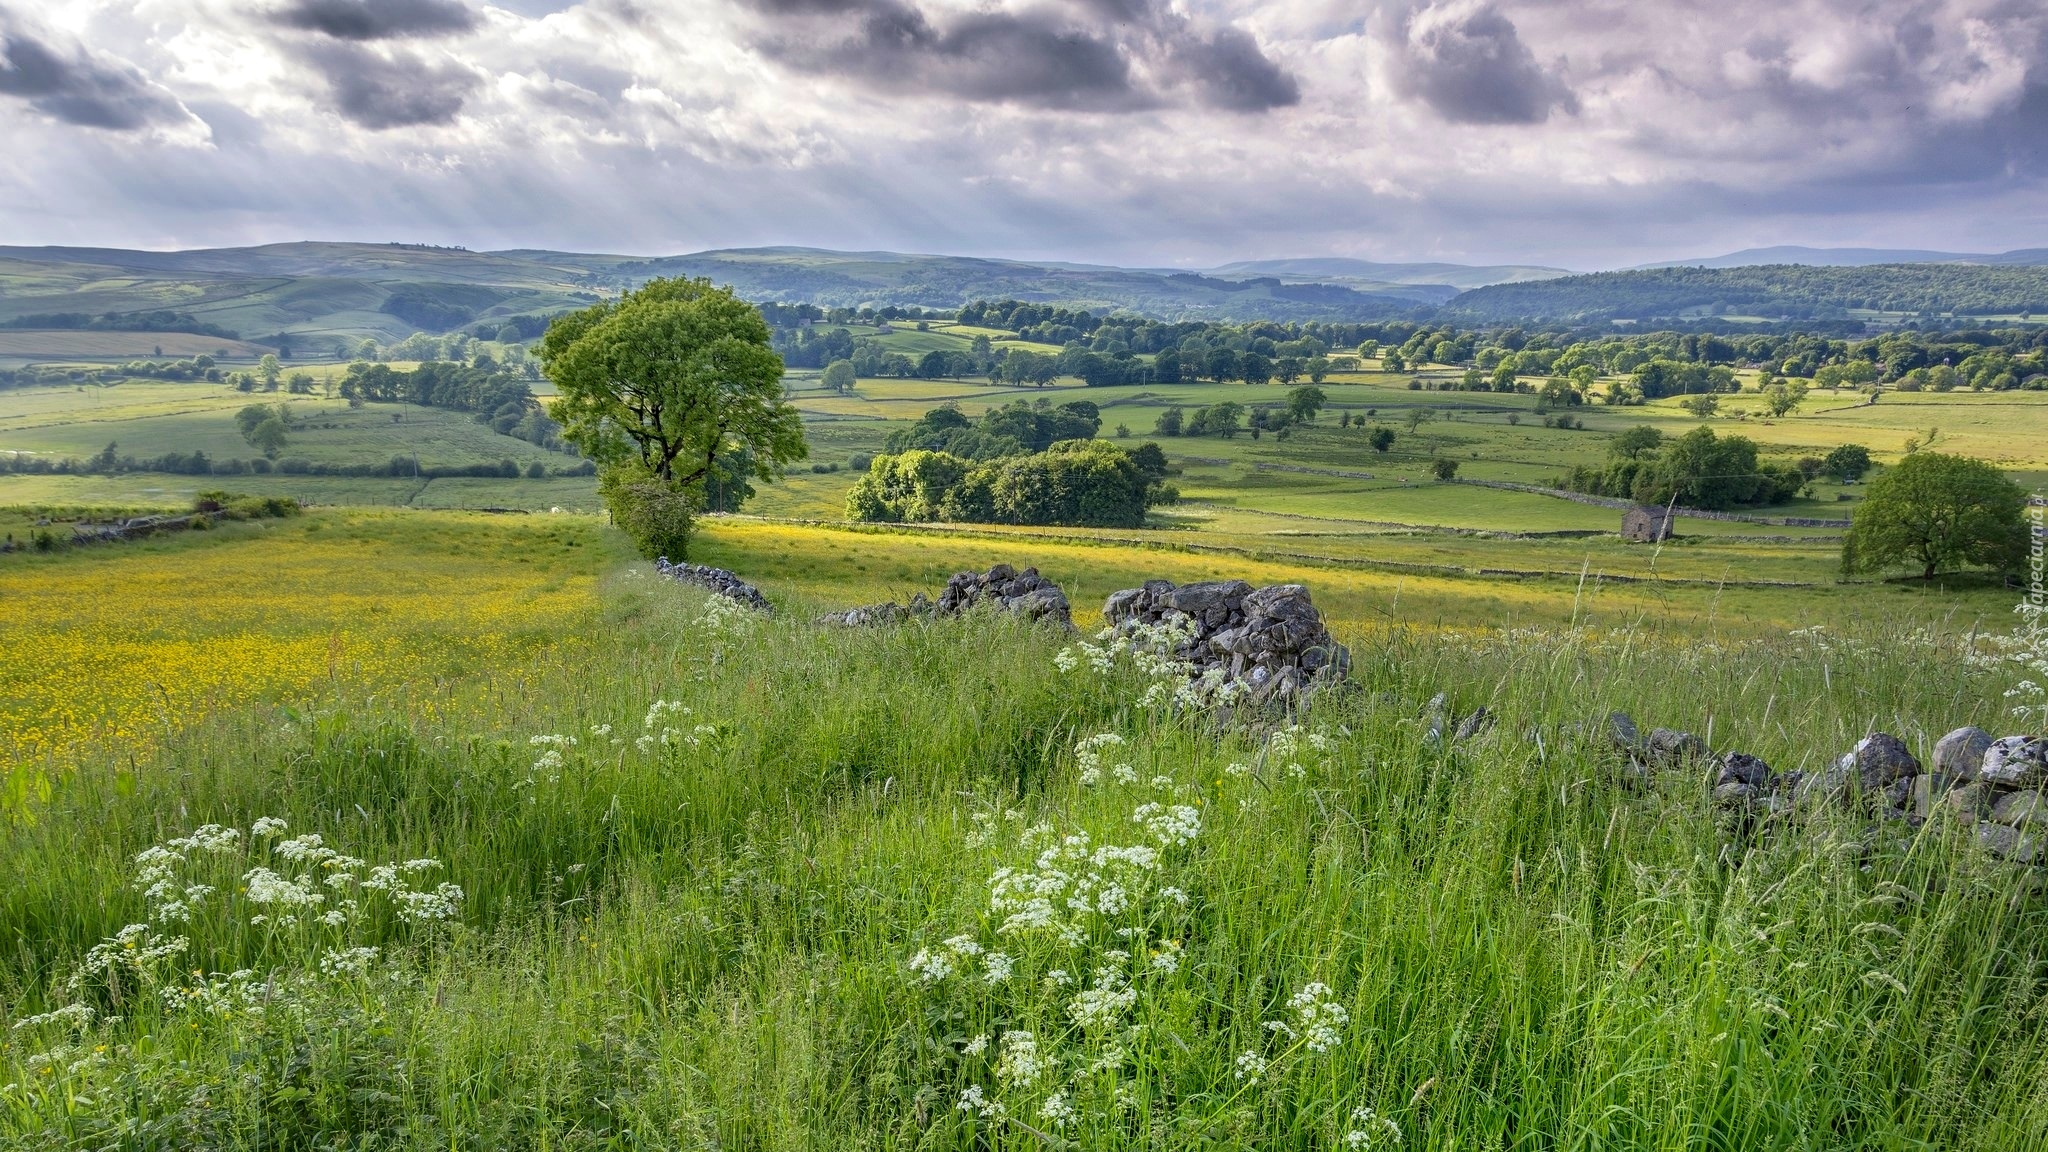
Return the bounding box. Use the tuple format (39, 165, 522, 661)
(0, 0, 2042, 264)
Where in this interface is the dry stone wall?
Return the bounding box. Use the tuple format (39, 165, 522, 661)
(1102, 579, 1349, 704)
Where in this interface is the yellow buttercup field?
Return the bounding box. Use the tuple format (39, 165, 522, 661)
(0, 508, 621, 767)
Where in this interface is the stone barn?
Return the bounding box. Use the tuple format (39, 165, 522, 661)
(1621, 504, 1675, 543)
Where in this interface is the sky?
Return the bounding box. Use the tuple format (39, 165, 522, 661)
(2, 0, 2046, 269)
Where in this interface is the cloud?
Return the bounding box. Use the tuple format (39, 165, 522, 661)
(0, 16, 199, 132)
(1390, 0, 1574, 125)
(270, 0, 478, 41)
(747, 0, 1296, 112)
(1, 0, 2046, 267)
(1166, 25, 1299, 112)
(754, 0, 1140, 110)
(301, 41, 479, 127)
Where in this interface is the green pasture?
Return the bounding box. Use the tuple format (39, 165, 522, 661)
(1, 380, 570, 471)
(0, 471, 600, 512)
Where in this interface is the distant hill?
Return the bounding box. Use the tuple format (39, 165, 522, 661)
(577, 247, 1441, 319)
(1444, 263, 2048, 323)
(5, 242, 2047, 358)
(1641, 246, 2048, 269)
(0, 244, 1449, 350)
(0, 243, 607, 353)
(1204, 257, 1573, 291)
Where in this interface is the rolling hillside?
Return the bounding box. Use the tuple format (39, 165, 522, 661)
(8, 243, 2048, 361)
(1444, 263, 2048, 323)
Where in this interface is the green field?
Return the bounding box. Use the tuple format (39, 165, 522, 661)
(1, 377, 595, 510)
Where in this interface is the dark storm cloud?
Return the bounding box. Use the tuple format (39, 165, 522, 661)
(1167, 25, 1299, 111)
(271, 0, 478, 41)
(747, 0, 1295, 112)
(0, 20, 191, 130)
(302, 41, 479, 127)
(1393, 1, 1574, 125)
(759, 0, 1139, 110)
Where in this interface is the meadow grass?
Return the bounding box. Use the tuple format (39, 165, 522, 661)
(684, 517, 2015, 636)
(0, 534, 2041, 1149)
(0, 508, 625, 770)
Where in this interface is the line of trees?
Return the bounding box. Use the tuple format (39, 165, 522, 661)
(1557, 426, 1807, 510)
(847, 439, 1174, 529)
(338, 361, 570, 451)
(883, 400, 1102, 459)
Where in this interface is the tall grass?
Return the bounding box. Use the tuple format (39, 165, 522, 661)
(0, 575, 2042, 1149)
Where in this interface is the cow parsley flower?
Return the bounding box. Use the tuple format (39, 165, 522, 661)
(996, 1030, 1048, 1088)
(1069, 968, 1137, 1029)
(1039, 1090, 1078, 1130)
(1284, 982, 1349, 1053)
(1343, 1106, 1401, 1148)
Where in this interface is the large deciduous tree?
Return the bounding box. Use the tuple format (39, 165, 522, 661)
(1842, 452, 2027, 581)
(540, 278, 805, 557)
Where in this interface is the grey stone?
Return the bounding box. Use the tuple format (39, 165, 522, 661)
(1717, 752, 1773, 789)
(1980, 736, 2048, 787)
(1713, 781, 1759, 807)
(1454, 707, 1495, 741)
(1976, 823, 2044, 864)
(1932, 726, 1992, 782)
(1992, 789, 2048, 828)
(1646, 728, 1709, 764)
(1848, 733, 1921, 791)
(1946, 781, 1993, 824)
(1881, 775, 1916, 814)
(1605, 712, 1642, 754)
(1102, 588, 1144, 620)
(1168, 580, 1250, 615)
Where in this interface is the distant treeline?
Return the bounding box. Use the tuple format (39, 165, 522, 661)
(0, 443, 593, 480)
(0, 309, 242, 339)
(884, 400, 1105, 459)
(0, 357, 225, 391)
(339, 360, 570, 451)
(1448, 264, 2048, 323)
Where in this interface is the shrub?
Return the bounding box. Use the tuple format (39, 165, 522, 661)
(601, 467, 697, 560)
(1824, 443, 1872, 482)
(1431, 458, 1460, 481)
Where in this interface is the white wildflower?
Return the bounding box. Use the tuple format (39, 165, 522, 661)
(392, 883, 464, 924)
(983, 951, 1015, 985)
(956, 1085, 1005, 1119)
(243, 867, 323, 908)
(1233, 1049, 1268, 1081)
(962, 1034, 990, 1057)
(1132, 802, 1201, 847)
(1343, 1106, 1402, 1149)
(996, 1030, 1048, 1088)
(274, 834, 335, 864)
(1039, 1090, 1078, 1130)
(12, 1004, 95, 1032)
(250, 817, 289, 838)
(1069, 968, 1137, 1029)
(1283, 982, 1349, 1053)
(318, 946, 380, 978)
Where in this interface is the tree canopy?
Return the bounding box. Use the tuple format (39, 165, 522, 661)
(1842, 452, 2027, 580)
(540, 278, 805, 495)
